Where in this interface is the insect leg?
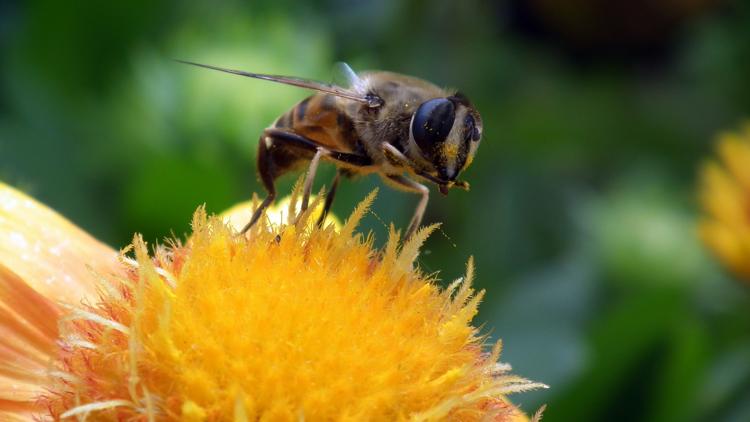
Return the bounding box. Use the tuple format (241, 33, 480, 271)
(264, 129, 373, 167)
(240, 134, 278, 235)
(385, 174, 430, 241)
(239, 129, 372, 233)
(263, 128, 372, 218)
(381, 142, 411, 167)
(382, 142, 453, 191)
(317, 170, 342, 226)
(300, 148, 325, 214)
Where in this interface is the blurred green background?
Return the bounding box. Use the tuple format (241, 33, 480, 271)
(2, 0, 750, 420)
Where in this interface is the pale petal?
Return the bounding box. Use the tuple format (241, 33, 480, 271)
(0, 183, 120, 304)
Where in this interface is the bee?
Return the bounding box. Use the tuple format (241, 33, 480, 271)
(179, 60, 482, 240)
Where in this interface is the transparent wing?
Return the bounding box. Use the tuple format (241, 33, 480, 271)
(332, 62, 363, 92)
(178, 60, 382, 107)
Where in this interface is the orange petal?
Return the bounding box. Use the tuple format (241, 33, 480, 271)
(0, 183, 120, 304)
(0, 183, 123, 418)
(0, 264, 61, 416)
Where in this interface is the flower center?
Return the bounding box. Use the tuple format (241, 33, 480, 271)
(42, 201, 542, 421)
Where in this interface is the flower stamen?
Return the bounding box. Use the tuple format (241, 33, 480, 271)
(59, 399, 135, 419)
(59, 306, 130, 335)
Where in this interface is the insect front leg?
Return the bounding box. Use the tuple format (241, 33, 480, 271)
(382, 142, 467, 194)
(381, 142, 411, 167)
(384, 174, 430, 241)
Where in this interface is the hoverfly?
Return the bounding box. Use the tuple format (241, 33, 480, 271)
(179, 60, 482, 240)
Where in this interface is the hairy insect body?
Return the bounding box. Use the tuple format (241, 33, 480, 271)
(267, 94, 367, 178)
(179, 61, 482, 239)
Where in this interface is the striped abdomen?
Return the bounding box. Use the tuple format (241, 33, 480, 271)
(272, 94, 361, 154)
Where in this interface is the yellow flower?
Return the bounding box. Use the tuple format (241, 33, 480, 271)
(222, 194, 341, 232)
(698, 124, 750, 282)
(0, 182, 544, 421)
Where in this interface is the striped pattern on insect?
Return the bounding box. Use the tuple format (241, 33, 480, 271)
(179, 61, 482, 240)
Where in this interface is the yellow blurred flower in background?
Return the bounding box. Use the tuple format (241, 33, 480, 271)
(0, 183, 544, 421)
(698, 124, 750, 282)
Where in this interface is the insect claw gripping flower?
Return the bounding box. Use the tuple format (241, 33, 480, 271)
(698, 124, 750, 282)
(0, 182, 546, 421)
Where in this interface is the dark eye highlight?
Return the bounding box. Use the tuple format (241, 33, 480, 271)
(411, 98, 456, 156)
(464, 114, 480, 142)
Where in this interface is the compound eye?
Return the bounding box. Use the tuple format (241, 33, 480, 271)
(411, 98, 456, 156)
